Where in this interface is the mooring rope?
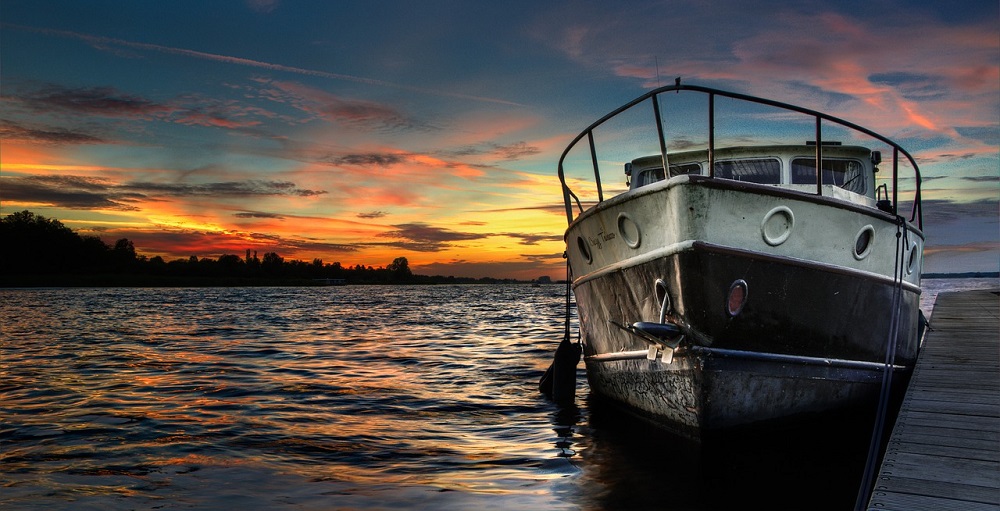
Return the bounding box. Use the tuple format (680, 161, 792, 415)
(854, 215, 909, 510)
(563, 252, 573, 345)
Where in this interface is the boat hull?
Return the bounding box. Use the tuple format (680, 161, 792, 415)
(568, 178, 923, 434)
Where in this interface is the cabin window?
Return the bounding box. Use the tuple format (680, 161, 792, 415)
(714, 158, 781, 184)
(791, 158, 866, 194)
(669, 163, 702, 177)
(636, 168, 665, 187)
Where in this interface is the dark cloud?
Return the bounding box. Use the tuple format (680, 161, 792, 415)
(0, 174, 326, 210)
(234, 211, 285, 219)
(6, 83, 276, 134)
(492, 141, 541, 160)
(377, 222, 485, 252)
(320, 98, 408, 128)
(1, 175, 141, 210)
(912, 198, 998, 225)
(13, 84, 173, 117)
(329, 153, 407, 167)
(449, 141, 541, 161)
(357, 211, 387, 219)
(502, 233, 564, 245)
(0, 119, 105, 144)
(962, 176, 999, 183)
(956, 127, 1000, 146)
(122, 180, 326, 197)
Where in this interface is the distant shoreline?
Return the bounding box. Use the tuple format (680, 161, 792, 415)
(0, 271, 993, 288)
(922, 272, 999, 279)
(0, 274, 554, 288)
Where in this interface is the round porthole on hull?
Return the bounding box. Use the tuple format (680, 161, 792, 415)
(577, 236, 593, 264)
(854, 225, 875, 260)
(726, 279, 748, 317)
(761, 206, 794, 246)
(906, 239, 920, 275)
(618, 213, 641, 249)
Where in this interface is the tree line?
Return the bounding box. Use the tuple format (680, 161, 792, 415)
(0, 210, 522, 286)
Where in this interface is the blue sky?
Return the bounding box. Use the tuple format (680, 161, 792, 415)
(1, 0, 997, 278)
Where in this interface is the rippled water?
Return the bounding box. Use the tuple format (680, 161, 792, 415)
(1, 280, 995, 510)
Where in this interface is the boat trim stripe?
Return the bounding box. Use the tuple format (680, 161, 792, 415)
(572, 240, 921, 295)
(572, 240, 696, 286)
(585, 346, 907, 372)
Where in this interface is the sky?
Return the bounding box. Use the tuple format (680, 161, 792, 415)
(1, 0, 997, 280)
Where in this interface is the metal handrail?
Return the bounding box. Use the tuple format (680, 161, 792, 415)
(556, 82, 923, 229)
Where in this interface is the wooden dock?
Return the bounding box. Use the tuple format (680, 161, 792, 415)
(867, 289, 1000, 510)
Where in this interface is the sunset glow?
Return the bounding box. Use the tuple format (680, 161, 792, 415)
(2, 1, 997, 278)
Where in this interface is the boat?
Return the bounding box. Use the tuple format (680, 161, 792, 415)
(546, 81, 925, 437)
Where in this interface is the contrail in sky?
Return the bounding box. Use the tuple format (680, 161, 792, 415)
(5, 24, 526, 107)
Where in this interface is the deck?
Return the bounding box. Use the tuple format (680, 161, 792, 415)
(867, 289, 1000, 510)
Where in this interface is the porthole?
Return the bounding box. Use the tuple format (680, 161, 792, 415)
(726, 279, 749, 317)
(577, 236, 593, 264)
(853, 225, 875, 260)
(761, 206, 794, 246)
(618, 213, 641, 249)
(906, 239, 920, 275)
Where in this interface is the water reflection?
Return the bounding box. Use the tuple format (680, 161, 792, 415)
(558, 393, 876, 510)
(3, 282, 992, 510)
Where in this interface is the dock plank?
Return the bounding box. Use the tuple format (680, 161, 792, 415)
(867, 289, 1000, 511)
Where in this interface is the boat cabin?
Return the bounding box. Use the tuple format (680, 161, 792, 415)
(625, 143, 881, 207)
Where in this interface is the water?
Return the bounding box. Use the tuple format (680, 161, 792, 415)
(1, 279, 995, 510)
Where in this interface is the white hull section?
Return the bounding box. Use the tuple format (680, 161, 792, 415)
(566, 177, 923, 433)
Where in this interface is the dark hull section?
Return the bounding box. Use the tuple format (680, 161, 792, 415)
(577, 243, 921, 432)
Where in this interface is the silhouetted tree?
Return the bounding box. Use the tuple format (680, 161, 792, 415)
(388, 257, 413, 282)
(0, 210, 83, 274)
(261, 252, 283, 274)
(112, 238, 137, 272)
(217, 254, 243, 276)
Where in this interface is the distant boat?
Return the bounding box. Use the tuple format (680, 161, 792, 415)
(548, 82, 924, 436)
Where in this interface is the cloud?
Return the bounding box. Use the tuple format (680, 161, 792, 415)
(962, 176, 1000, 183)
(377, 222, 485, 252)
(501, 232, 564, 246)
(6, 83, 281, 133)
(0, 119, 105, 144)
(1, 175, 141, 210)
(328, 153, 408, 167)
(11, 85, 173, 118)
(124, 180, 327, 198)
(449, 141, 541, 161)
(357, 211, 388, 219)
(535, 4, 998, 140)
(257, 80, 413, 130)
(234, 211, 285, 219)
(919, 198, 999, 225)
(1, 174, 327, 210)
(956, 127, 1000, 146)
(5, 25, 522, 106)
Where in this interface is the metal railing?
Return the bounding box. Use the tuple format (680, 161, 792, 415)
(557, 82, 923, 229)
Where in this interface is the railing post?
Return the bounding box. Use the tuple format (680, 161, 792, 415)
(893, 148, 899, 217)
(588, 131, 603, 203)
(815, 117, 823, 196)
(652, 94, 669, 173)
(708, 93, 715, 177)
